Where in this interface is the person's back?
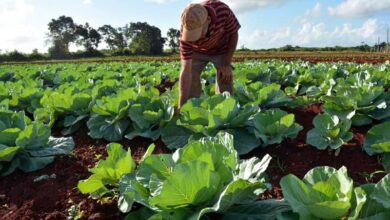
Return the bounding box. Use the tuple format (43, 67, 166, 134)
(178, 0, 240, 109)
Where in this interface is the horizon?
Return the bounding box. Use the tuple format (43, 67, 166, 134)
(1, 0, 390, 53)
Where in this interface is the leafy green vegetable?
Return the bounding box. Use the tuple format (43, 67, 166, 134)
(323, 82, 388, 126)
(253, 109, 302, 147)
(359, 174, 390, 219)
(0, 110, 74, 176)
(256, 83, 292, 109)
(363, 122, 390, 156)
(78, 143, 136, 199)
(306, 114, 353, 151)
(280, 166, 365, 220)
(235, 82, 291, 108)
(126, 95, 174, 141)
(87, 89, 136, 141)
(162, 93, 260, 154)
(119, 132, 276, 219)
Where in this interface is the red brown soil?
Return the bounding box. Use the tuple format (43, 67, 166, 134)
(0, 104, 385, 219)
(0, 127, 171, 220)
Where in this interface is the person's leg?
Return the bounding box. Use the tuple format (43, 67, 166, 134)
(190, 52, 208, 98)
(211, 54, 233, 94)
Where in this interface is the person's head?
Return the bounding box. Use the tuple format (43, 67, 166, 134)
(181, 3, 211, 42)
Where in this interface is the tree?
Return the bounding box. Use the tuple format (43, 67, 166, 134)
(98, 25, 126, 51)
(129, 32, 152, 54)
(279, 45, 295, 51)
(124, 22, 165, 55)
(76, 23, 102, 51)
(29, 48, 45, 60)
(48, 39, 69, 59)
(166, 28, 180, 53)
(47, 16, 78, 56)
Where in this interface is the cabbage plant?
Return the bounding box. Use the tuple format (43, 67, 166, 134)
(120, 132, 287, 219)
(87, 88, 136, 141)
(323, 84, 389, 126)
(280, 166, 366, 220)
(253, 108, 302, 147)
(78, 143, 136, 199)
(0, 110, 74, 176)
(359, 174, 390, 219)
(306, 114, 353, 152)
(162, 93, 260, 154)
(235, 82, 291, 108)
(37, 90, 92, 134)
(363, 122, 390, 156)
(125, 96, 174, 141)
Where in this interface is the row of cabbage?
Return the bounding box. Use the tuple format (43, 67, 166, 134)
(1, 61, 390, 219)
(2, 90, 388, 176)
(77, 132, 390, 220)
(2, 61, 390, 132)
(1, 61, 390, 174)
(1, 61, 390, 127)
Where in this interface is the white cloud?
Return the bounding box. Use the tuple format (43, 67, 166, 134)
(329, 0, 390, 18)
(0, 0, 47, 53)
(83, 0, 93, 5)
(240, 19, 381, 49)
(188, 0, 293, 13)
(221, 0, 290, 13)
(144, 0, 177, 4)
(295, 2, 321, 24)
(0, 0, 34, 24)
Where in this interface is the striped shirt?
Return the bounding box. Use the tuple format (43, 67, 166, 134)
(180, 0, 241, 60)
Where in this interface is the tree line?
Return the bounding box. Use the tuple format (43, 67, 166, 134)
(1, 15, 389, 62)
(0, 15, 180, 61)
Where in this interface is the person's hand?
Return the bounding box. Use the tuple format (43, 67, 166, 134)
(218, 65, 233, 84)
(174, 106, 181, 116)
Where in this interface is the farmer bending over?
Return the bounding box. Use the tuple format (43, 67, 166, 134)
(178, 0, 240, 109)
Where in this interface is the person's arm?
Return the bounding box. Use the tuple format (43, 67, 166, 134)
(178, 59, 192, 110)
(223, 32, 238, 66)
(218, 32, 238, 84)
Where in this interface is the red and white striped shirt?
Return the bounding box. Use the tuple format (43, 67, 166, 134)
(180, 0, 241, 60)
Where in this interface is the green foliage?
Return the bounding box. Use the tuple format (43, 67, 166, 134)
(253, 109, 302, 147)
(126, 96, 174, 141)
(162, 93, 260, 154)
(235, 82, 292, 108)
(280, 166, 365, 220)
(306, 114, 353, 151)
(125, 22, 165, 55)
(75, 22, 102, 51)
(359, 174, 390, 219)
(383, 153, 390, 173)
(166, 28, 180, 53)
(323, 73, 389, 126)
(119, 132, 277, 219)
(0, 110, 74, 176)
(78, 143, 136, 198)
(87, 89, 136, 141)
(98, 25, 126, 51)
(363, 122, 390, 156)
(37, 90, 92, 133)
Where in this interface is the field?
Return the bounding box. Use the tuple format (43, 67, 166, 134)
(0, 57, 390, 219)
(2, 51, 390, 65)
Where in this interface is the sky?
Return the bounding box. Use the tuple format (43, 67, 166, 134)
(1, 0, 390, 53)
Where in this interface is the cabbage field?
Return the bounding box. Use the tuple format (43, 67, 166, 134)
(0, 60, 390, 219)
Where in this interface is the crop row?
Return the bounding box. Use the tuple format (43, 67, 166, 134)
(1, 61, 390, 219)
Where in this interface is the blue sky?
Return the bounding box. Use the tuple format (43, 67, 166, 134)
(1, 0, 390, 53)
